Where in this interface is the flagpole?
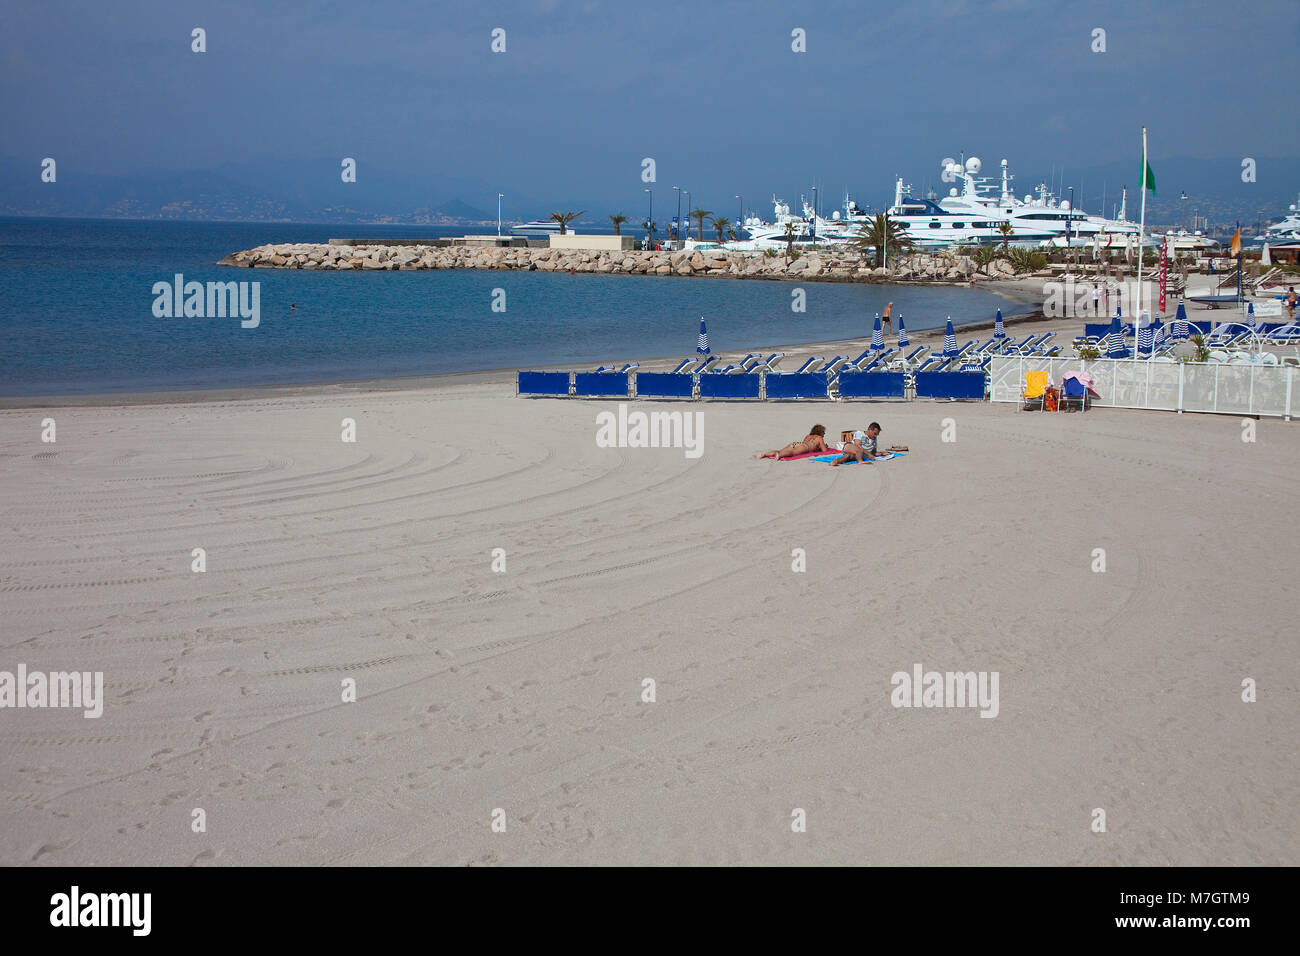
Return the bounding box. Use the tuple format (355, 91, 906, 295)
(1136, 126, 1147, 331)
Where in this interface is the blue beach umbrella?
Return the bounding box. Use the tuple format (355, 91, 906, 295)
(1137, 311, 1155, 356)
(871, 313, 884, 352)
(941, 318, 959, 358)
(993, 308, 1005, 340)
(1174, 301, 1189, 340)
(697, 318, 710, 355)
(1105, 316, 1130, 358)
(897, 313, 909, 348)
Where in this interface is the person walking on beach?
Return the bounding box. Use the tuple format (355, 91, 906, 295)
(1287, 287, 1297, 321)
(882, 302, 893, 333)
(754, 424, 831, 460)
(830, 424, 881, 466)
(1092, 284, 1100, 317)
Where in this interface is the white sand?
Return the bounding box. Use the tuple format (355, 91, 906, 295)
(1, 377, 1297, 865)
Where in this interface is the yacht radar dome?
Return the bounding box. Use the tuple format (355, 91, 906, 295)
(949, 187, 959, 197)
(966, 157, 982, 174)
(941, 157, 956, 171)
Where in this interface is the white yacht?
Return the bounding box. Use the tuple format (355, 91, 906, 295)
(1252, 193, 1300, 242)
(938, 157, 1141, 247)
(510, 219, 568, 236)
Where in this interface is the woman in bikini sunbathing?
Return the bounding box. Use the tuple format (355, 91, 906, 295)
(754, 424, 830, 460)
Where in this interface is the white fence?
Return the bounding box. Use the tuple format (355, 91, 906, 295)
(989, 357, 1297, 419)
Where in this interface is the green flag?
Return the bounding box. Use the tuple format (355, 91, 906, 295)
(1139, 156, 1156, 196)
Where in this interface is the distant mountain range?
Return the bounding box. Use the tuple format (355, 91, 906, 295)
(1, 153, 1295, 235)
(0, 154, 599, 227)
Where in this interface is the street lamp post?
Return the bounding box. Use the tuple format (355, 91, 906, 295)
(735, 194, 743, 235)
(673, 186, 681, 247)
(684, 191, 690, 240)
(1067, 186, 1074, 250)
(811, 186, 818, 247)
(497, 193, 503, 238)
(644, 187, 653, 248)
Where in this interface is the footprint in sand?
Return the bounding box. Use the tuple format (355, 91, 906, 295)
(31, 841, 73, 861)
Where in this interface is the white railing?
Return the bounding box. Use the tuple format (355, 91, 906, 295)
(989, 356, 1297, 419)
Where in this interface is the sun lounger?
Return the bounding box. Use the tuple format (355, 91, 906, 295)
(790, 356, 825, 375)
(821, 356, 851, 377)
(593, 362, 640, 374)
(750, 352, 786, 373)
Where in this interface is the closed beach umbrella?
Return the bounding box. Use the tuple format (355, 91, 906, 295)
(1105, 315, 1129, 358)
(697, 318, 710, 355)
(871, 313, 884, 352)
(1137, 311, 1154, 356)
(941, 318, 959, 358)
(1262, 242, 1271, 266)
(1174, 301, 1189, 340)
(993, 308, 1005, 340)
(897, 313, 909, 348)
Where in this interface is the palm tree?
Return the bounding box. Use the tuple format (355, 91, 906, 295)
(608, 213, 628, 236)
(783, 221, 797, 258)
(710, 216, 730, 242)
(549, 210, 584, 236)
(852, 213, 913, 268)
(997, 222, 1014, 250)
(689, 208, 712, 241)
(971, 244, 998, 276)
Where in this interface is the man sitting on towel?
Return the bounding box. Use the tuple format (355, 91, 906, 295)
(831, 423, 881, 466)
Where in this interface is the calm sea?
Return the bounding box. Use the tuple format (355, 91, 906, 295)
(0, 217, 1030, 396)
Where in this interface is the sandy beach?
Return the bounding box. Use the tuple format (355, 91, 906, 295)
(2, 361, 1297, 866)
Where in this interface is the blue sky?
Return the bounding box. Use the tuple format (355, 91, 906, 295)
(3, 0, 1296, 218)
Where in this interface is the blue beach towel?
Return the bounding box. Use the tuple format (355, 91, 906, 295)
(810, 451, 906, 464)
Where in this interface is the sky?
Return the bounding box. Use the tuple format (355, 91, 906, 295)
(3, 0, 1297, 219)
